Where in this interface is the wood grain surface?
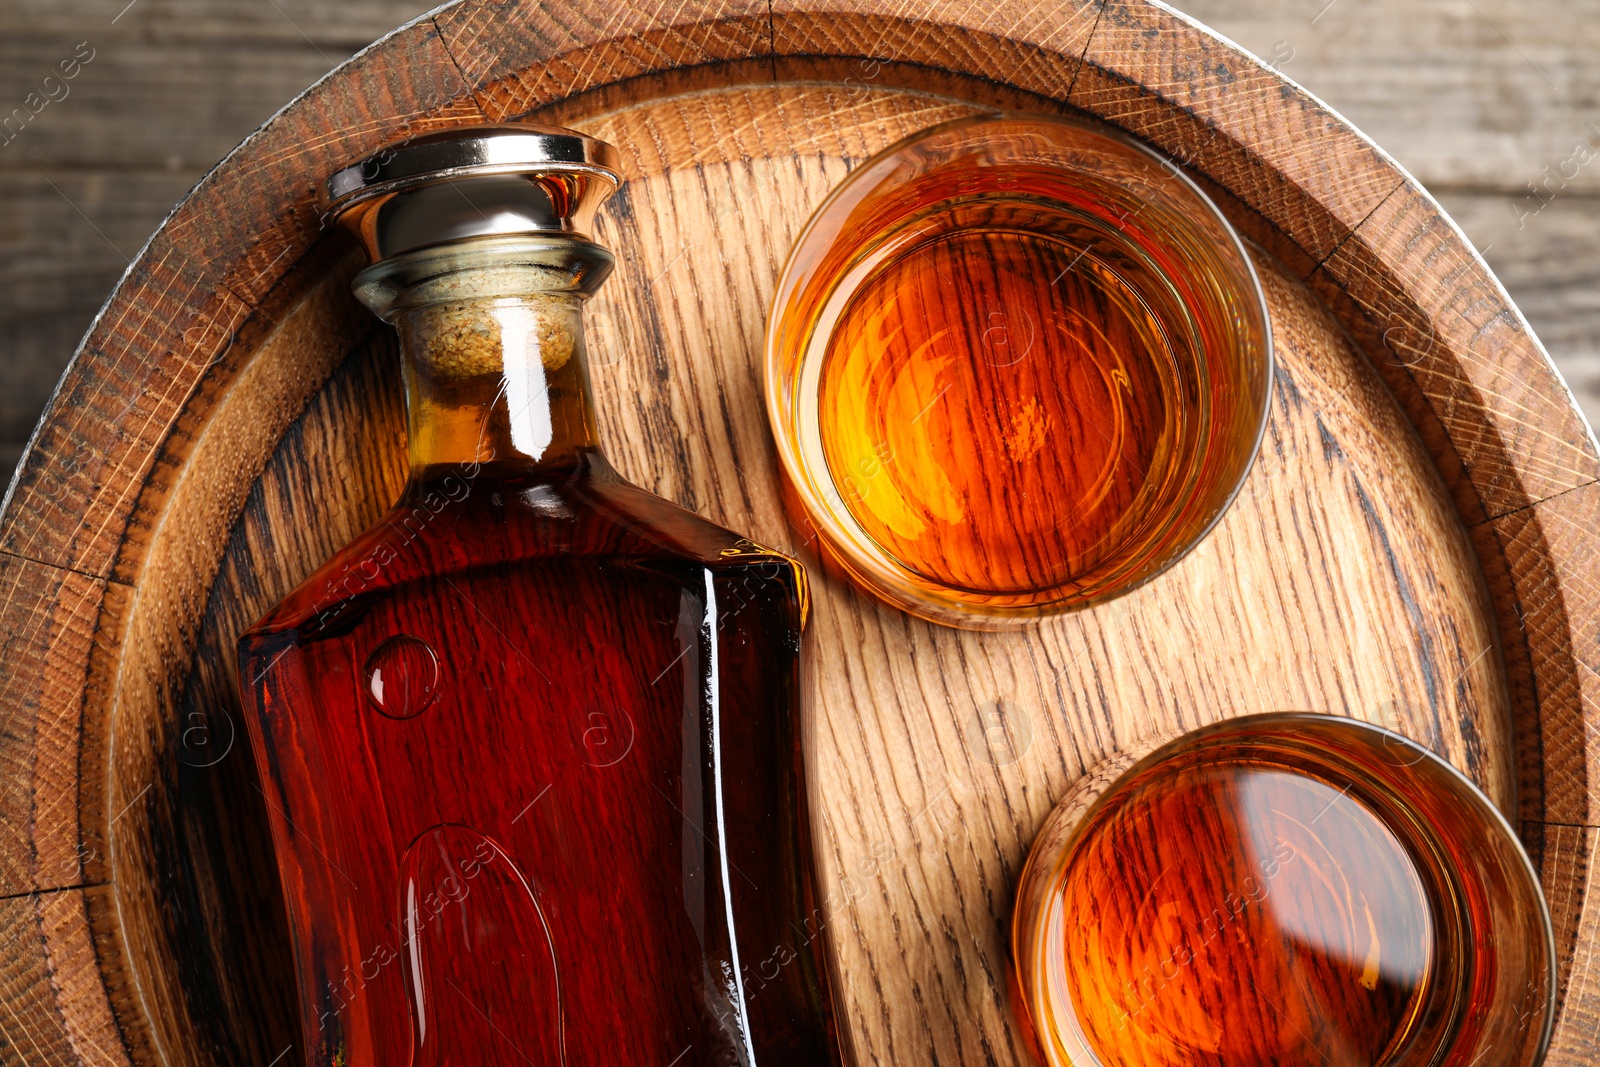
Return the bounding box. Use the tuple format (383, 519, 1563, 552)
(0, 1, 1597, 1065)
(5, 0, 1597, 485)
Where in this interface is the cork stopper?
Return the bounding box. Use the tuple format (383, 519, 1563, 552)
(410, 296, 577, 380)
(329, 128, 621, 385)
(353, 235, 614, 383)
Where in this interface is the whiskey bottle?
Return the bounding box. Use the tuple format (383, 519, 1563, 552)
(237, 125, 839, 1067)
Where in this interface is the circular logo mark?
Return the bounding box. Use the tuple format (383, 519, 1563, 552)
(979, 308, 1037, 367)
(967, 699, 1033, 766)
(177, 706, 236, 768)
(580, 707, 636, 767)
(1374, 699, 1430, 768)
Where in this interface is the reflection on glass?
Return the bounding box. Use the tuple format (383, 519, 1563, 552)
(768, 113, 1273, 627)
(1054, 762, 1440, 1066)
(1013, 715, 1553, 1067)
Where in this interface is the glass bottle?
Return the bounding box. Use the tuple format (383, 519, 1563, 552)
(237, 126, 840, 1067)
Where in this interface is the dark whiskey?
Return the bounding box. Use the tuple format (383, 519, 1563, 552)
(237, 127, 840, 1067)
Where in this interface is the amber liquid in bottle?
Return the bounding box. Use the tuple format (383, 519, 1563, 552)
(238, 240, 836, 1066)
(1047, 759, 1461, 1067)
(813, 159, 1258, 607)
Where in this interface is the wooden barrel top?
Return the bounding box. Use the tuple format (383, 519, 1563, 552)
(1, 1, 1597, 1063)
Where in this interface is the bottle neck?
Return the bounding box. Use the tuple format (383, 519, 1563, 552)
(354, 235, 615, 485)
(395, 294, 600, 479)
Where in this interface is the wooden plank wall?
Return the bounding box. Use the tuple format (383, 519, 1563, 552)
(0, 0, 1595, 476)
(0, 0, 439, 485)
(1181, 0, 1600, 432)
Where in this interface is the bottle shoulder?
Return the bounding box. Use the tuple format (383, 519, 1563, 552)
(243, 462, 803, 641)
(584, 475, 798, 569)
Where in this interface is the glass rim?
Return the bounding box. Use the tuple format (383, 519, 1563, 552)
(1016, 711, 1557, 1067)
(763, 108, 1275, 629)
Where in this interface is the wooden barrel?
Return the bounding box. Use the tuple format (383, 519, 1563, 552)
(3, 0, 1597, 1062)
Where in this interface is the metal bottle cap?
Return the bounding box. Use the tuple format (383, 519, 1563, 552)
(326, 124, 622, 261)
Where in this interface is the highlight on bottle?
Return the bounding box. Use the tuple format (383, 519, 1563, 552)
(766, 112, 1273, 628)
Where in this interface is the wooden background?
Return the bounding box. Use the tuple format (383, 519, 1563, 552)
(2, 0, 1597, 490)
(0, 1, 1596, 1064)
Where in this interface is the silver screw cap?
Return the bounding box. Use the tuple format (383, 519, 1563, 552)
(326, 124, 622, 261)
